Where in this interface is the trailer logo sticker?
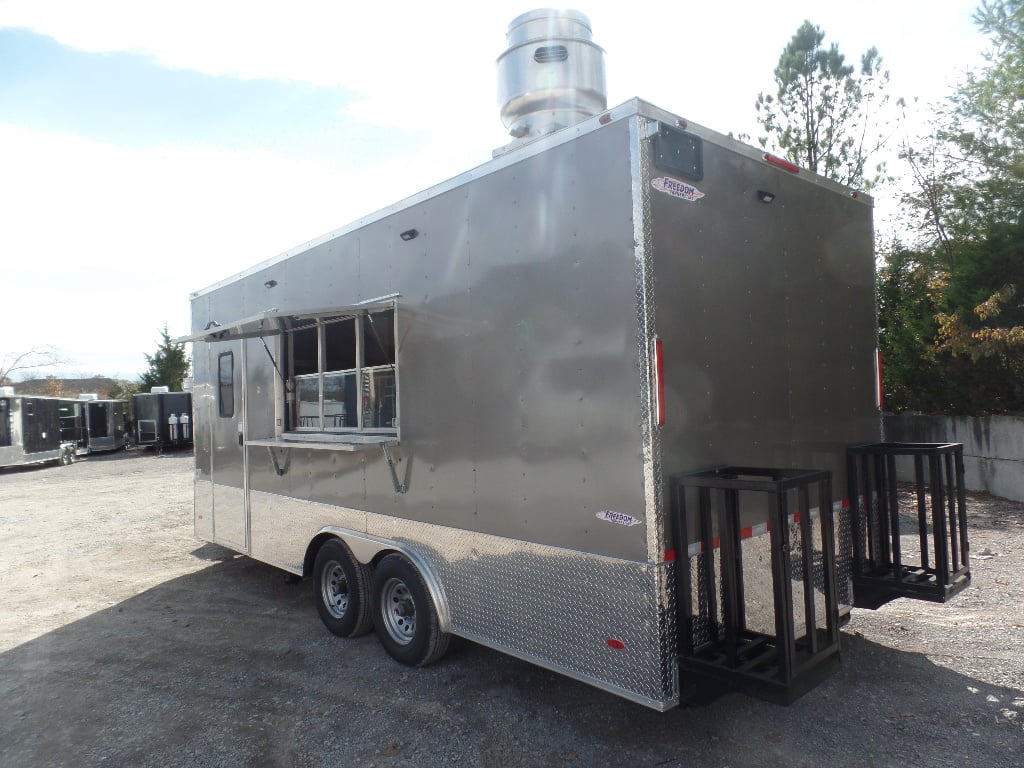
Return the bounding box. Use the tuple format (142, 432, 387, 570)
(652, 176, 705, 203)
(596, 510, 643, 527)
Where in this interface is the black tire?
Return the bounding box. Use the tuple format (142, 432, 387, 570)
(371, 553, 449, 667)
(312, 539, 373, 638)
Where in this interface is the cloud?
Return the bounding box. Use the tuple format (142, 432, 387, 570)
(0, 119, 484, 376)
(0, 0, 990, 378)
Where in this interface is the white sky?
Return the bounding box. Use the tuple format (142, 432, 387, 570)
(0, 0, 987, 380)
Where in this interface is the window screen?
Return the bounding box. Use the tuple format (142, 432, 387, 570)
(363, 309, 395, 367)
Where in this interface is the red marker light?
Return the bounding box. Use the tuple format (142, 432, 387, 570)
(599, 113, 612, 124)
(653, 336, 666, 426)
(607, 639, 626, 650)
(875, 348, 884, 410)
(763, 153, 800, 174)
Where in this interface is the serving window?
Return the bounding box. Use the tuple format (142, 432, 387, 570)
(287, 308, 397, 435)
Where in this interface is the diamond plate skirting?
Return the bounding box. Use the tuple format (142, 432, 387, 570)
(244, 489, 680, 710)
(371, 509, 680, 710)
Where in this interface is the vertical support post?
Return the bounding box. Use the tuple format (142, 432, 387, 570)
(819, 476, 839, 647)
(955, 449, 970, 571)
(930, 452, 950, 589)
(798, 484, 817, 656)
(885, 453, 902, 580)
(768, 490, 794, 686)
(698, 487, 717, 639)
(914, 454, 929, 569)
(944, 451, 960, 573)
(847, 451, 865, 577)
(672, 481, 695, 657)
(719, 489, 742, 665)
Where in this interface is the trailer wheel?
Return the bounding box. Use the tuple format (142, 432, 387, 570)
(371, 553, 449, 667)
(313, 539, 373, 638)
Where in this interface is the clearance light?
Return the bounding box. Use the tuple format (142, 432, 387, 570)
(875, 348, 884, 410)
(763, 153, 800, 174)
(606, 639, 626, 650)
(599, 113, 612, 124)
(653, 336, 666, 426)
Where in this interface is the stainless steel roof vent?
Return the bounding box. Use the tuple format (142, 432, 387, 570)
(497, 9, 607, 141)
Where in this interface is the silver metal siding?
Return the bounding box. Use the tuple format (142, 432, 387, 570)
(224, 121, 650, 562)
(649, 128, 880, 514)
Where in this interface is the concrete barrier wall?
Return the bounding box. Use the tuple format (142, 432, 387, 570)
(883, 414, 1024, 502)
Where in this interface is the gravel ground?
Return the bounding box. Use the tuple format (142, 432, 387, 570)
(0, 450, 1021, 768)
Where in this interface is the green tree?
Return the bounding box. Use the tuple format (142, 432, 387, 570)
(901, 0, 1023, 244)
(878, 226, 1024, 413)
(947, 0, 1024, 229)
(755, 20, 897, 189)
(139, 326, 190, 392)
(106, 379, 141, 401)
(881, 1, 1024, 414)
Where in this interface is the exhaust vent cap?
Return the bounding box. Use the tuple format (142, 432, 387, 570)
(497, 8, 607, 141)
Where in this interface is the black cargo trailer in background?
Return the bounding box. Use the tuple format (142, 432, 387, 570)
(132, 388, 193, 449)
(56, 396, 128, 456)
(0, 390, 77, 468)
(75, 395, 128, 454)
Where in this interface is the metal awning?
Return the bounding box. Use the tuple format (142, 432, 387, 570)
(173, 294, 398, 344)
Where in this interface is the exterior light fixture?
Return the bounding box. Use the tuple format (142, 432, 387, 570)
(757, 190, 776, 204)
(400, 228, 419, 241)
(264, 279, 278, 288)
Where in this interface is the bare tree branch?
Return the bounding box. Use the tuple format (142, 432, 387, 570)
(0, 346, 70, 386)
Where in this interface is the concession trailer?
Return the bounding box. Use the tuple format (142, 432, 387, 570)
(132, 388, 193, 449)
(180, 10, 970, 709)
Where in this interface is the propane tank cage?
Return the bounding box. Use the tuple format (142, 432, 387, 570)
(670, 467, 841, 705)
(846, 443, 971, 608)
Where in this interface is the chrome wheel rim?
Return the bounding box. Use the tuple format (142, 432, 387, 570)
(320, 560, 349, 619)
(381, 577, 416, 645)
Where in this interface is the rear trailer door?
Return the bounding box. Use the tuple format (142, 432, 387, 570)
(646, 120, 878, 703)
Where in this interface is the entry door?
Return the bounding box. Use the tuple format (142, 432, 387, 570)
(210, 340, 248, 552)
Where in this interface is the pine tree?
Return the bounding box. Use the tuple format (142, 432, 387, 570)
(139, 326, 190, 392)
(755, 20, 897, 189)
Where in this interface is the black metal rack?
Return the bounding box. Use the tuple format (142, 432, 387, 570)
(670, 467, 841, 705)
(846, 443, 971, 608)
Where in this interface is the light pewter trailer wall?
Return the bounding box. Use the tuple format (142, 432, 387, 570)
(184, 98, 887, 710)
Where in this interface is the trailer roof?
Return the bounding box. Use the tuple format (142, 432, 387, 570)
(189, 99, 872, 302)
